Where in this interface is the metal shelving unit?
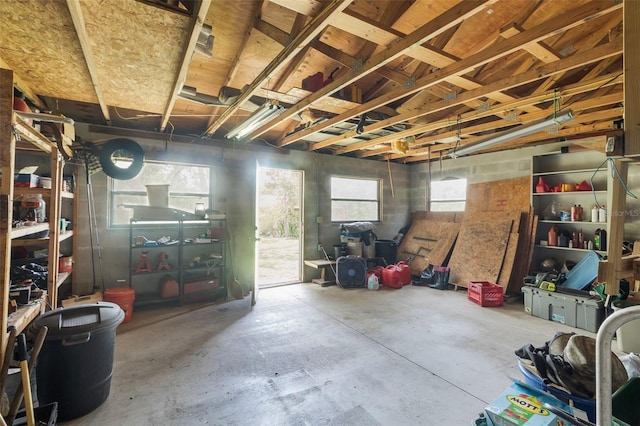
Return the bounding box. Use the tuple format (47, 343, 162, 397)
(128, 217, 228, 305)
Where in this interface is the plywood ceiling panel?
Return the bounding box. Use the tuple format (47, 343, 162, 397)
(78, 0, 191, 113)
(0, 0, 625, 161)
(0, 0, 97, 103)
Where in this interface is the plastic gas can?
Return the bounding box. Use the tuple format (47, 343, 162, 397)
(382, 265, 402, 289)
(397, 261, 412, 285)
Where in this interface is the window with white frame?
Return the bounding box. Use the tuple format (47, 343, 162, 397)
(330, 176, 381, 222)
(110, 162, 210, 226)
(430, 178, 467, 212)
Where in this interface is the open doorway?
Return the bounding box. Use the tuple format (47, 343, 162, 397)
(256, 167, 304, 287)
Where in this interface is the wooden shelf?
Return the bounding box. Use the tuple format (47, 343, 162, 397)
(10, 223, 49, 240)
(532, 190, 607, 196)
(1, 69, 76, 363)
(10, 229, 73, 247)
(7, 293, 47, 334)
(57, 271, 72, 288)
(535, 245, 606, 255)
(539, 220, 607, 225)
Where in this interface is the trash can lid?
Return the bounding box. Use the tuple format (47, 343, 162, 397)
(30, 302, 124, 339)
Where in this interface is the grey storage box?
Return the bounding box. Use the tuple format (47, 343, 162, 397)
(522, 286, 604, 332)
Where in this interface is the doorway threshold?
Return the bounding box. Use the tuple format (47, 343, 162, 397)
(259, 281, 301, 289)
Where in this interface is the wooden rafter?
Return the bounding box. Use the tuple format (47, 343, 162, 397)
(345, 76, 622, 158)
(246, 0, 497, 142)
(281, 1, 621, 148)
(66, 0, 112, 125)
(310, 38, 622, 153)
(204, 0, 353, 135)
(160, 0, 212, 132)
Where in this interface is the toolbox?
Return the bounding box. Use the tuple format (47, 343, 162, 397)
(522, 286, 604, 332)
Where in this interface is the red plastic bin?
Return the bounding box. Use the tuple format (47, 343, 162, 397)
(467, 281, 503, 307)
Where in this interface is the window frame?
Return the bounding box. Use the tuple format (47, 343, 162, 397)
(109, 160, 212, 228)
(429, 177, 467, 212)
(330, 175, 382, 223)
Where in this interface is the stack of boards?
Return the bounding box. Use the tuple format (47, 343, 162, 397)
(397, 177, 536, 295)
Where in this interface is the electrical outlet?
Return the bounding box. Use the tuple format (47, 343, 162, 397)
(316, 216, 323, 224)
(317, 244, 323, 251)
(605, 136, 615, 153)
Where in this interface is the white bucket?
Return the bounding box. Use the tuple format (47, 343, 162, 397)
(146, 184, 169, 207)
(363, 242, 376, 258)
(612, 300, 640, 353)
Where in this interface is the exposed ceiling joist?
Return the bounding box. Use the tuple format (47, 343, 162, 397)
(204, 0, 352, 135)
(1, 0, 626, 163)
(66, 0, 111, 125)
(160, 0, 212, 132)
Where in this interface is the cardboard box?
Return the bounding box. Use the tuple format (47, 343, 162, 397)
(522, 286, 604, 332)
(61, 291, 103, 307)
(14, 173, 39, 188)
(485, 380, 574, 426)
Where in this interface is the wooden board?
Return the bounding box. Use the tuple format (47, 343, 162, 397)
(447, 218, 513, 288)
(397, 218, 460, 275)
(497, 232, 519, 289)
(466, 177, 531, 213)
(506, 209, 537, 294)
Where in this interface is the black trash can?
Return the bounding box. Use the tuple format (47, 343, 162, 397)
(29, 302, 124, 421)
(375, 239, 399, 265)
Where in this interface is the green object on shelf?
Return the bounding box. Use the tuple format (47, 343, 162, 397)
(592, 279, 629, 302)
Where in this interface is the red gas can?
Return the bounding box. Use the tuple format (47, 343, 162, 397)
(397, 261, 412, 285)
(382, 265, 403, 289)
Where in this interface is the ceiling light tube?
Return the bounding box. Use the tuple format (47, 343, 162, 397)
(450, 110, 574, 158)
(226, 102, 285, 141)
(226, 104, 274, 139)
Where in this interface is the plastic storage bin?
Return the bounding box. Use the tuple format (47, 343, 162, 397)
(467, 281, 503, 307)
(29, 302, 124, 421)
(522, 286, 604, 332)
(375, 239, 398, 265)
(612, 300, 640, 353)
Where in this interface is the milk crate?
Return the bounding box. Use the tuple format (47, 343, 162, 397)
(467, 281, 503, 307)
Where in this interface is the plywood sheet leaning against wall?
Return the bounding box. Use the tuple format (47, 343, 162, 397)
(398, 212, 462, 276)
(465, 177, 531, 214)
(447, 216, 514, 288)
(449, 177, 536, 293)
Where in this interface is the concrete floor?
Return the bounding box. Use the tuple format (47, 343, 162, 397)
(60, 283, 597, 426)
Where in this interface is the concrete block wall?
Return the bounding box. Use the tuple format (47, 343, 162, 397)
(70, 124, 412, 295)
(67, 125, 640, 298)
(410, 142, 569, 213)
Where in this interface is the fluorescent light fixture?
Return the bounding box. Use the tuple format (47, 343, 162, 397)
(225, 101, 285, 141)
(450, 110, 574, 157)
